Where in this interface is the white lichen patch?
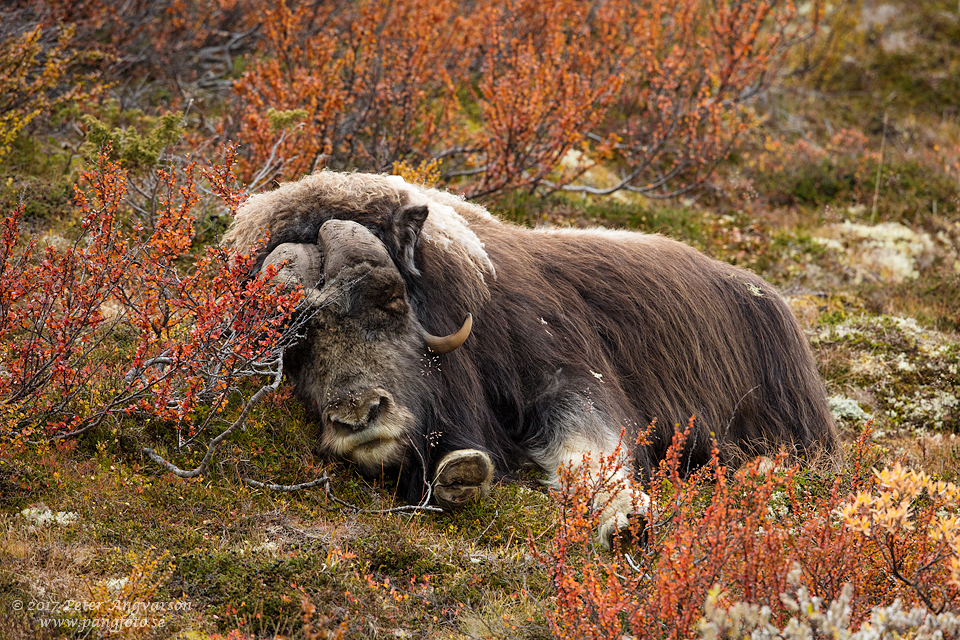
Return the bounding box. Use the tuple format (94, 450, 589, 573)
(813, 236, 844, 253)
(814, 221, 937, 284)
(41, 233, 73, 251)
(557, 149, 636, 203)
(516, 485, 550, 503)
(253, 540, 279, 554)
(850, 353, 886, 378)
(234, 538, 281, 558)
(888, 315, 960, 358)
(828, 395, 872, 423)
(101, 577, 129, 593)
(815, 322, 863, 343)
(99, 299, 125, 322)
(20, 505, 79, 530)
(766, 489, 790, 520)
(889, 392, 960, 430)
(893, 352, 916, 372)
(814, 314, 960, 432)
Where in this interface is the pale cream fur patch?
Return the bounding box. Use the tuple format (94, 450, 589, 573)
(386, 175, 496, 282)
(321, 402, 414, 475)
(544, 435, 650, 551)
(225, 172, 496, 289)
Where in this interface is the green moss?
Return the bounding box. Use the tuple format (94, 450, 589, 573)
(174, 549, 328, 621)
(811, 0, 960, 117)
(361, 537, 443, 578)
(0, 457, 46, 511)
(0, 145, 76, 226)
(79, 106, 184, 176)
(752, 150, 959, 225)
(489, 191, 709, 250)
(784, 158, 857, 208)
(864, 159, 960, 223)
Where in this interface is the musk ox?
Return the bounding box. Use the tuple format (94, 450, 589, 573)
(223, 171, 838, 547)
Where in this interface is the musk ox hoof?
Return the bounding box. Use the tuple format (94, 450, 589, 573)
(433, 449, 494, 509)
(597, 491, 651, 552)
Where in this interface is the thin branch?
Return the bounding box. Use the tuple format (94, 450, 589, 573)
(879, 531, 943, 613)
(474, 509, 499, 542)
(251, 436, 444, 514)
(243, 475, 332, 492)
(142, 354, 285, 479)
(321, 475, 443, 514)
(245, 127, 300, 196)
(722, 385, 761, 440)
(244, 467, 444, 513)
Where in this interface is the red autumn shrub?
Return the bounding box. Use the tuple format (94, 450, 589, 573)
(227, 0, 814, 198)
(568, 0, 808, 199)
(228, 0, 468, 189)
(546, 426, 960, 639)
(0, 144, 303, 457)
(0, 20, 103, 162)
(5, 0, 261, 87)
(7, 0, 820, 199)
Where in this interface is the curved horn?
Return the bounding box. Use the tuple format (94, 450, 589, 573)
(424, 314, 473, 355)
(262, 243, 325, 290)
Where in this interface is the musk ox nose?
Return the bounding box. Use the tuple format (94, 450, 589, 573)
(323, 388, 392, 432)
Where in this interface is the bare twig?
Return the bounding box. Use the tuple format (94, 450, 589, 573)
(245, 436, 443, 514)
(244, 467, 444, 514)
(243, 475, 331, 492)
(474, 509, 499, 542)
(142, 354, 285, 479)
(321, 474, 443, 514)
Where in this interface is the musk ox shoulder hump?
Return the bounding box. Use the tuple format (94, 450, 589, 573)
(222, 172, 496, 282)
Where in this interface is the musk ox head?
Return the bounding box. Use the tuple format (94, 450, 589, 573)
(263, 218, 471, 475)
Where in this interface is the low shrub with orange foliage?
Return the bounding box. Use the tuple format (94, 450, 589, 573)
(0, 21, 102, 162)
(6, 0, 258, 88)
(0, 145, 303, 459)
(6, 0, 822, 199)
(228, 0, 813, 199)
(546, 424, 960, 639)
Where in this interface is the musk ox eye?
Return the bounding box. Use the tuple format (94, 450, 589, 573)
(383, 295, 406, 313)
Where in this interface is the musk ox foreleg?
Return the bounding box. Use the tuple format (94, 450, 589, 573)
(527, 394, 649, 550)
(432, 449, 494, 508)
(540, 435, 650, 550)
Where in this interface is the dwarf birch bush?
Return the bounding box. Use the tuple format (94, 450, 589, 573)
(0, 22, 101, 163)
(228, 0, 814, 198)
(546, 427, 960, 639)
(0, 145, 304, 470)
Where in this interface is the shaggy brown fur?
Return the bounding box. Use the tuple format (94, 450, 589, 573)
(224, 172, 838, 508)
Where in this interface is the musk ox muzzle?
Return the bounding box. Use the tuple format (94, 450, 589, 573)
(323, 387, 392, 433)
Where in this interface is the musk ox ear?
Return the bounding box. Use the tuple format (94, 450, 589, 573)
(393, 204, 429, 276)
